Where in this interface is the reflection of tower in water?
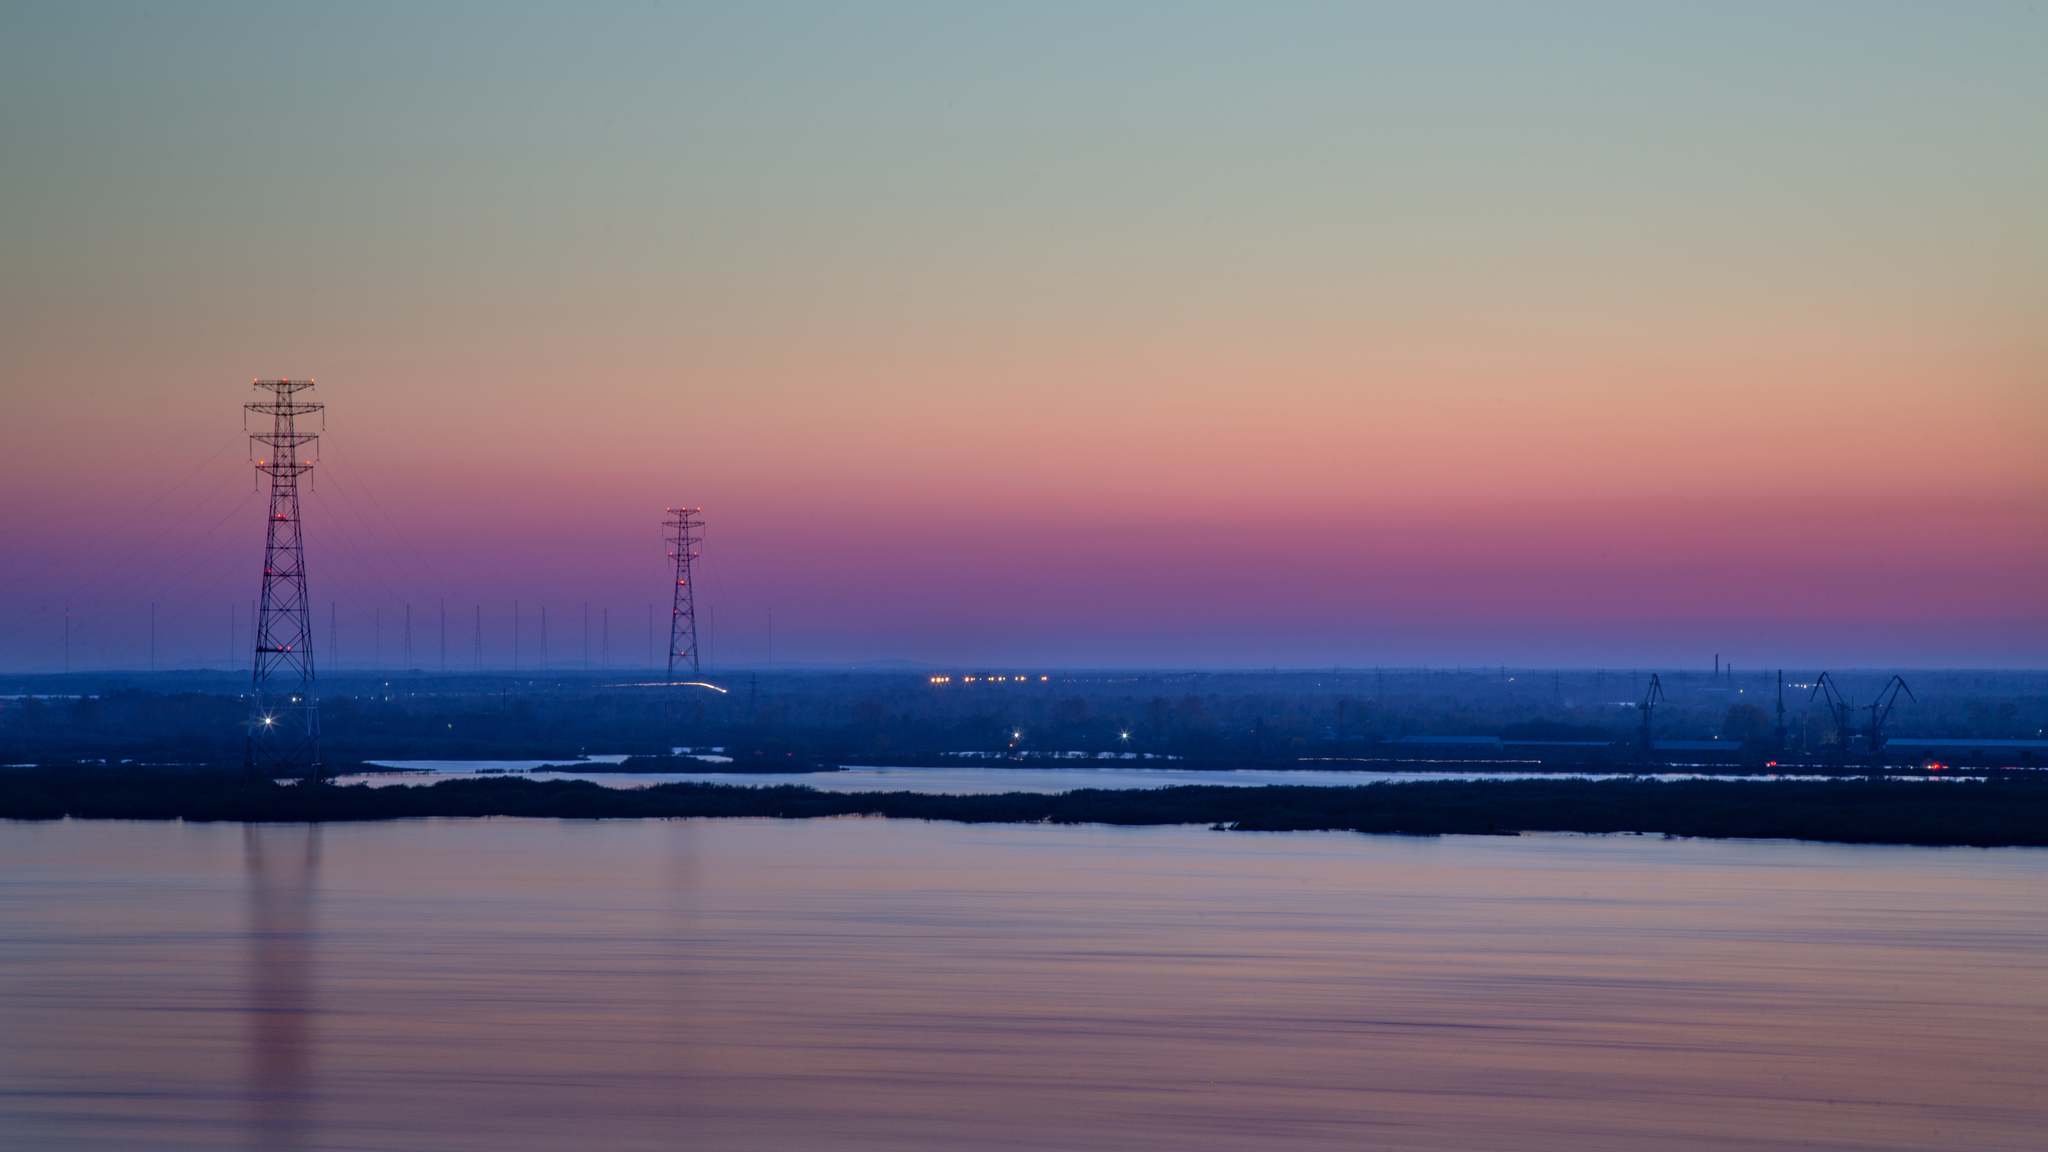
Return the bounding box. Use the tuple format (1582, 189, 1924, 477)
(244, 824, 320, 1150)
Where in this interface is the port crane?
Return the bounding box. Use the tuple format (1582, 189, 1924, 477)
(1637, 674, 1664, 755)
(1811, 673, 1855, 756)
(1865, 675, 1914, 767)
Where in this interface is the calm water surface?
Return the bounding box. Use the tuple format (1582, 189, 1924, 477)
(352, 760, 1838, 792)
(2, 818, 2043, 1151)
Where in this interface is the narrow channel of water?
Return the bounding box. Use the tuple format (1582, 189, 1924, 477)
(349, 760, 1846, 793)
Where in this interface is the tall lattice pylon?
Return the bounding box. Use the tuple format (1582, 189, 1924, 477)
(664, 506, 703, 682)
(245, 379, 323, 780)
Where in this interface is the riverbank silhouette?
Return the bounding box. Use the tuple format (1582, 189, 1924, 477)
(3, 772, 2044, 847)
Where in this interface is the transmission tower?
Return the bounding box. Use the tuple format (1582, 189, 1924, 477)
(665, 506, 704, 681)
(244, 379, 323, 781)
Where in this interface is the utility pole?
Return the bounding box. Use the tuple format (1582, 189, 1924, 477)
(243, 378, 322, 781)
(1774, 669, 1787, 756)
(439, 600, 446, 672)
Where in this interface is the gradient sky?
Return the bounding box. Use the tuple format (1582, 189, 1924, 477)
(2, 2, 2043, 671)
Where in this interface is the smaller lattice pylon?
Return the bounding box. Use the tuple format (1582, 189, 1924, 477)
(664, 506, 704, 682)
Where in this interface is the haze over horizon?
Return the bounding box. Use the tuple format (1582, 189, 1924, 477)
(3, 3, 2043, 672)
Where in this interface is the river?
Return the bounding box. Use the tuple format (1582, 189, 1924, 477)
(2, 817, 2042, 1150)
(350, 760, 1844, 792)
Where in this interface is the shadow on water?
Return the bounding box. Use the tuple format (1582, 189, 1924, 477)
(243, 824, 319, 1151)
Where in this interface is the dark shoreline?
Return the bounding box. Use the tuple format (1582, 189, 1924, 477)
(3, 772, 2044, 847)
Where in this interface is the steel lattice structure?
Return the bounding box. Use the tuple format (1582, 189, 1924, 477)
(246, 379, 323, 780)
(664, 506, 703, 681)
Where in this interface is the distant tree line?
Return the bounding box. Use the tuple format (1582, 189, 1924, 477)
(2, 771, 2044, 848)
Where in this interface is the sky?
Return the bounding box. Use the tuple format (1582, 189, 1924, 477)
(1, 2, 2043, 671)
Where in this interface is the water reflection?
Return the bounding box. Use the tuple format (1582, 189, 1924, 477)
(1, 819, 2043, 1150)
(243, 825, 319, 1151)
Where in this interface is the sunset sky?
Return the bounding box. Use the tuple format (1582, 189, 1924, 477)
(2, 3, 2042, 670)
